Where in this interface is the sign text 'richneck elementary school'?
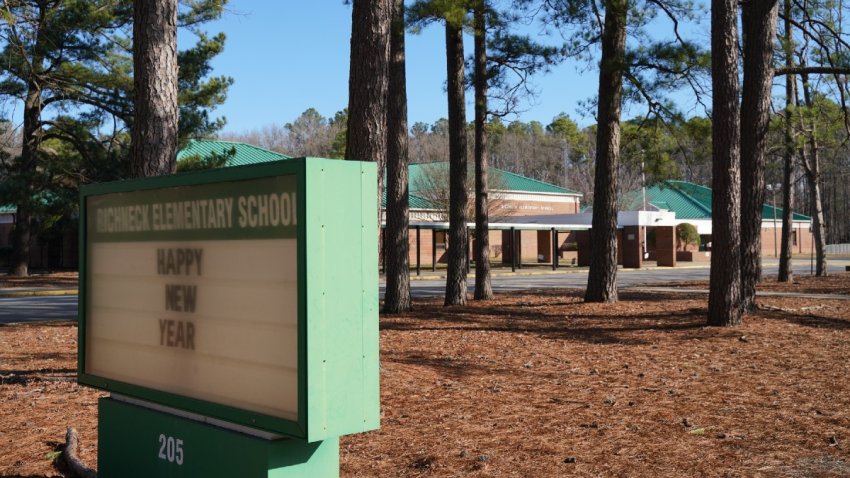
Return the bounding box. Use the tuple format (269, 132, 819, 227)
(94, 192, 297, 234)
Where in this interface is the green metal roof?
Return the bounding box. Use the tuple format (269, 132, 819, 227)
(177, 139, 290, 167)
(646, 181, 713, 219)
(623, 180, 811, 221)
(0, 204, 15, 214)
(176, 143, 577, 209)
(408, 162, 581, 195)
(381, 191, 438, 210)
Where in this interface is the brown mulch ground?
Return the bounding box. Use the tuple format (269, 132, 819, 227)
(0, 272, 78, 290)
(655, 272, 850, 296)
(0, 322, 103, 477)
(2, 276, 850, 477)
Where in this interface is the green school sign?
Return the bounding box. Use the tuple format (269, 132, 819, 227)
(78, 158, 379, 477)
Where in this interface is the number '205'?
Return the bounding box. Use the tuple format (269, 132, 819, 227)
(158, 434, 184, 465)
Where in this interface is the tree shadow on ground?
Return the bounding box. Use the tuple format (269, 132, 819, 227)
(0, 320, 76, 329)
(382, 289, 713, 347)
(0, 475, 62, 478)
(4, 352, 74, 361)
(384, 352, 497, 379)
(758, 308, 850, 330)
(381, 316, 705, 346)
(0, 368, 76, 386)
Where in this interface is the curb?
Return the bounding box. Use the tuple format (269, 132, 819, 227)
(0, 289, 78, 298)
(406, 267, 591, 281)
(402, 263, 714, 281)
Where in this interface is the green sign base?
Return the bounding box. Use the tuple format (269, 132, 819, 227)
(98, 398, 339, 477)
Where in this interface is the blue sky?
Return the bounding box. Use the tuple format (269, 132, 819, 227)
(0, 1, 708, 136)
(200, 0, 636, 134)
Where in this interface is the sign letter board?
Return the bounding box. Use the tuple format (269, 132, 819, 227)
(78, 158, 380, 442)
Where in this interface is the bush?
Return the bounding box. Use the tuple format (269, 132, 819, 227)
(676, 223, 700, 250)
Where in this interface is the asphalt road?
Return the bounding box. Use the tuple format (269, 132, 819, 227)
(0, 260, 846, 324)
(0, 295, 78, 324)
(385, 259, 850, 298)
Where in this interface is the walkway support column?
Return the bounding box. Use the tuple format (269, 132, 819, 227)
(622, 225, 642, 269)
(416, 225, 421, 276)
(656, 226, 677, 267)
(432, 229, 437, 272)
(510, 227, 516, 272)
(576, 230, 592, 267)
(552, 228, 558, 271)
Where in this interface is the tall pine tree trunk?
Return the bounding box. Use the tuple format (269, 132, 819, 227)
(739, 0, 779, 312)
(778, 0, 796, 283)
(473, 3, 493, 301)
(708, 0, 743, 326)
(778, 107, 797, 282)
(799, 72, 828, 276)
(347, 0, 391, 240)
(9, 16, 48, 277)
(10, 207, 31, 277)
(383, 0, 412, 314)
(444, 22, 469, 306)
(10, 81, 42, 277)
(585, 0, 627, 303)
(132, 0, 179, 177)
(803, 159, 827, 275)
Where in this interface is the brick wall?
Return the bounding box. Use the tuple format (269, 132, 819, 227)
(405, 228, 447, 267)
(760, 225, 814, 257)
(399, 223, 814, 271)
(407, 228, 516, 267)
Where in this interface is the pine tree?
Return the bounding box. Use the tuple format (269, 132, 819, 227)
(0, 0, 130, 275)
(777, 0, 795, 283)
(473, 1, 493, 300)
(0, 0, 231, 275)
(408, 1, 472, 306)
(541, 0, 709, 303)
(444, 18, 469, 306)
(584, 0, 627, 303)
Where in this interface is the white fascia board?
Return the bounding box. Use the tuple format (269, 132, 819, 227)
(491, 190, 583, 200)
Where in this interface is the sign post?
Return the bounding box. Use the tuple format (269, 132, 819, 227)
(78, 158, 379, 477)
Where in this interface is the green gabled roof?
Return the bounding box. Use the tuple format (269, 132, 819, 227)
(0, 204, 15, 214)
(624, 180, 811, 221)
(643, 181, 713, 219)
(381, 191, 438, 210)
(177, 139, 290, 167)
(408, 162, 581, 195)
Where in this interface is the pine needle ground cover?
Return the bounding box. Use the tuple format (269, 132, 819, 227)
(2, 275, 849, 477)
